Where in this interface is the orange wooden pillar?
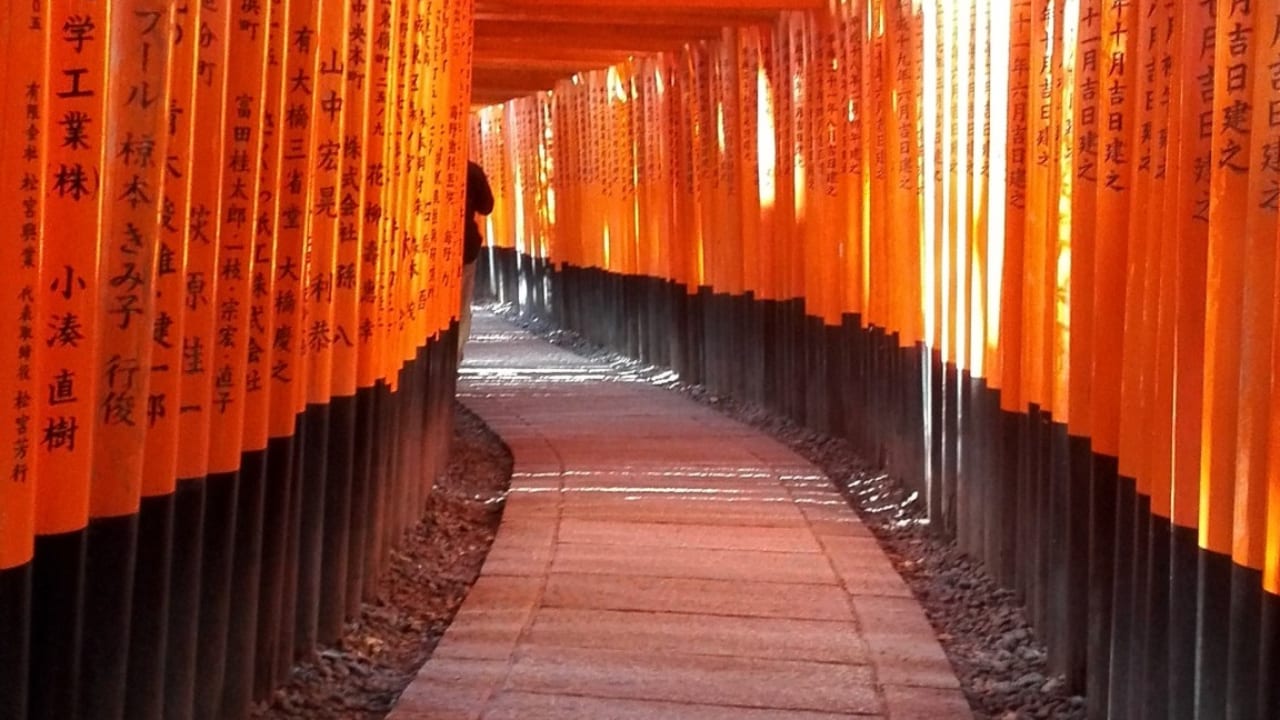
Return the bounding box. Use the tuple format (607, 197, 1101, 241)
(308, 0, 353, 649)
(127, 1, 194, 717)
(204, 0, 272, 716)
(271, 0, 323, 665)
(1264, 186, 1280, 718)
(377, 0, 407, 562)
(163, 0, 230, 715)
(358, 0, 396, 604)
(79, 1, 173, 718)
(435, 0, 474, 539)
(1162, 1, 1214, 711)
(893, 0, 924, 529)
(392, 0, 423, 546)
(116, 5, 190, 717)
(940, 0, 963, 538)
(127, 0, 195, 711)
(1140, 6, 1174, 708)
(342, 0, 378, 627)
(1198, 1, 1255, 714)
(0, 4, 43, 715)
(1140, 8, 1183, 715)
(264, 0, 318, 680)
(1017, 0, 1051, 636)
(838, 0, 869, 464)
(248, 0, 293, 700)
(735, 28, 765, 405)
(994, 0, 1030, 598)
(177, 0, 267, 715)
(1112, 0, 1163, 706)
(28, 0, 109, 716)
(1221, 0, 1280, 713)
(767, 17, 795, 419)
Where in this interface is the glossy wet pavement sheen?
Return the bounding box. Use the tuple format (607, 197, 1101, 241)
(388, 310, 971, 719)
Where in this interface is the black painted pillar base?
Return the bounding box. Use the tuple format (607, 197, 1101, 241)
(987, 407, 1014, 586)
(1019, 408, 1041, 608)
(1169, 523, 1199, 720)
(319, 394, 357, 644)
(29, 530, 86, 720)
(1258, 590, 1280, 718)
(1143, 516, 1172, 720)
(294, 404, 330, 660)
(1045, 421, 1072, 681)
(194, 469, 240, 720)
(1087, 455, 1118, 720)
(364, 387, 390, 603)
(1226, 564, 1263, 720)
(1117, 487, 1147, 720)
(1064, 434, 1091, 691)
(253, 431, 296, 700)
(0, 561, 32, 719)
(346, 388, 376, 619)
(927, 350, 944, 526)
(163, 480, 205, 720)
(126, 492, 175, 720)
(940, 361, 959, 538)
(221, 450, 268, 719)
(277, 414, 308, 678)
(79, 513, 140, 720)
(1196, 548, 1233, 720)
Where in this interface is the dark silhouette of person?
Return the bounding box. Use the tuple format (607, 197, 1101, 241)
(459, 160, 494, 363)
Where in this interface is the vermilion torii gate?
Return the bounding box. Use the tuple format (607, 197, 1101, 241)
(1, 0, 472, 717)
(473, 1, 1280, 718)
(2, 1, 1279, 719)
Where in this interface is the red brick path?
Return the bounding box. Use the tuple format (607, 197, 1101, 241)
(389, 311, 971, 719)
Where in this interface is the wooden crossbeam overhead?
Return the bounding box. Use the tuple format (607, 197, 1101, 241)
(471, 0, 823, 105)
(476, 0, 824, 11)
(475, 47, 634, 68)
(474, 56, 618, 75)
(475, 20, 724, 51)
(471, 90, 547, 108)
(472, 67, 579, 95)
(475, 3, 783, 25)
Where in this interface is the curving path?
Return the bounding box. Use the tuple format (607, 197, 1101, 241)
(388, 310, 971, 720)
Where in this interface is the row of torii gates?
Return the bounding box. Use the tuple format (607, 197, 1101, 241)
(0, 1, 1276, 719)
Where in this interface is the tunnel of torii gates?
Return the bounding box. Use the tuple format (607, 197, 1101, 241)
(1, 0, 1279, 717)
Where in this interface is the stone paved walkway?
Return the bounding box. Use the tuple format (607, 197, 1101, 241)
(389, 310, 971, 719)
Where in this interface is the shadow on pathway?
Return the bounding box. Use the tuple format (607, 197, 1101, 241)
(389, 310, 970, 720)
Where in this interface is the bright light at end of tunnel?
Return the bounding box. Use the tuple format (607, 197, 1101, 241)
(757, 65, 777, 210)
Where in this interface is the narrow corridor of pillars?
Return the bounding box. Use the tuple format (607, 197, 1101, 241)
(0, 0, 474, 717)
(471, 1, 1280, 713)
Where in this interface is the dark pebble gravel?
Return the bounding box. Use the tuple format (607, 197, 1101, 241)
(252, 402, 513, 719)
(494, 303, 1087, 720)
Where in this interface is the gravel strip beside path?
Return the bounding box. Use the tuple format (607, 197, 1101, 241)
(253, 402, 513, 720)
